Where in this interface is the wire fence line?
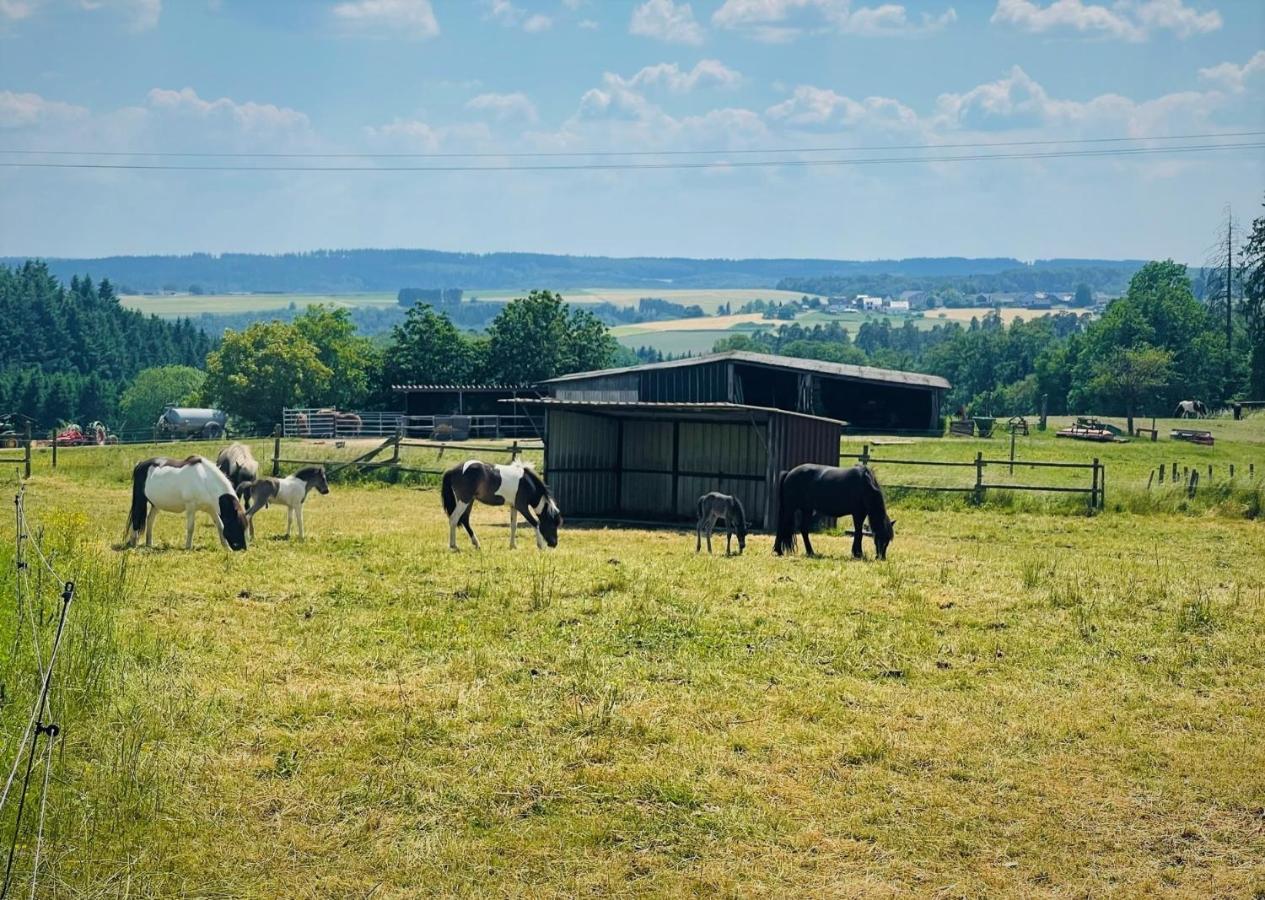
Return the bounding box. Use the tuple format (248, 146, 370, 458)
(0, 485, 75, 900)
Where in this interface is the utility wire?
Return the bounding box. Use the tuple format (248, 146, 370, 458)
(2, 129, 1262, 159)
(0, 141, 1260, 172)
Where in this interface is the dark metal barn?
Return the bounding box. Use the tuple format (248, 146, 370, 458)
(511, 399, 842, 529)
(538, 350, 949, 433)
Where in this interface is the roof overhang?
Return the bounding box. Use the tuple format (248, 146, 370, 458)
(392, 384, 533, 393)
(502, 398, 845, 427)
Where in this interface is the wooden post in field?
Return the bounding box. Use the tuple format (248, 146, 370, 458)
(510, 440, 520, 461)
(860, 443, 871, 466)
(1009, 427, 1016, 474)
(50, 430, 57, 469)
(1147, 469, 1154, 490)
(272, 425, 282, 476)
(389, 428, 402, 484)
(1158, 464, 1164, 484)
(23, 422, 31, 479)
(1171, 462, 1178, 481)
(1100, 463, 1106, 509)
(1230, 463, 1235, 478)
(1207, 464, 1212, 479)
(1187, 469, 1199, 498)
(1090, 458, 1099, 510)
(1150, 416, 1157, 441)
(974, 451, 984, 503)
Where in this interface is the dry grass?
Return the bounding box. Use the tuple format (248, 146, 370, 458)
(1, 436, 1263, 896)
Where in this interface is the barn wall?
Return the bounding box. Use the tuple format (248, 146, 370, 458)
(620, 420, 674, 518)
(544, 410, 618, 516)
(765, 413, 844, 528)
(640, 361, 730, 403)
(552, 373, 639, 402)
(675, 421, 768, 526)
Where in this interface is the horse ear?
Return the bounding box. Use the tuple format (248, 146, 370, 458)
(889, 518, 897, 529)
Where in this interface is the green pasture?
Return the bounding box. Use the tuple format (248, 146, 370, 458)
(0, 424, 1262, 895)
(120, 292, 399, 318)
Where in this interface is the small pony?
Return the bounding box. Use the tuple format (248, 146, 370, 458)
(124, 455, 248, 551)
(441, 459, 561, 550)
(695, 492, 747, 555)
(216, 442, 259, 489)
(1175, 400, 1208, 419)
(773, 463, 895, 560)
(237, 467, 330, 540)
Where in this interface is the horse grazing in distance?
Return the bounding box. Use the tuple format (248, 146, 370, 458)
(696, 492, 747, 556)
(216, 442, 259, 489)
(124, 456, 248, 551)
(1175, 400, 1208, 419)
(773, 464, 895, 560)
(442, 460, 561, 550)
(237, 467, 329, 540)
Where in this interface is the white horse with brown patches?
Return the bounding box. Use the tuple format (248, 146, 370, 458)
(441, 459, 561, 550)
(124, 456, 249, 551)
(237, 467, 329, 540)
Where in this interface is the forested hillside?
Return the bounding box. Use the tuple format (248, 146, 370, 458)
(0, 262, 212, 428)
(0, 250, 1146, 294)
(777, 264, 1142, 299)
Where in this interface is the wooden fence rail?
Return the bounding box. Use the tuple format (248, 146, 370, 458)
(271, 429, 544, 481)
(841, 444, 1105, 509)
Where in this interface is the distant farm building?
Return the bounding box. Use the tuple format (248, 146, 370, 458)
(537, 351, 949, 433)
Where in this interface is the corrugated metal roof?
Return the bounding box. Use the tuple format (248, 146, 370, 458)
(391, 384, 533, 392)
(537, 350, 951, 390)
(503, 398, 846, 426)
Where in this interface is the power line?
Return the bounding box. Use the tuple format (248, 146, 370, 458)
(0, 141, 1260, 173)
(1, 129, 1262, 160)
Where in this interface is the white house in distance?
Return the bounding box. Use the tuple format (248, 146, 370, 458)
(887, 299, 911, 312)
(857, 294, 885, 310)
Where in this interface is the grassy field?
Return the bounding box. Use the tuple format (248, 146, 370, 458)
(1, 425, 1263, 896)
(120, 292, 399, 317)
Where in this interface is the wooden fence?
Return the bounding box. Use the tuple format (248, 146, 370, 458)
(270, 429, 544, 480)
(842, 444, 1106, 509)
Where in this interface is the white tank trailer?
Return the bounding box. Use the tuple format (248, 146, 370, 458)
(156, 406, 228, 439)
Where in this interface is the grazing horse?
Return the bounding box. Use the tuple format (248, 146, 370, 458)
(773, 464, 895, 560)
(216, 442, 259, 489)
(695, 492, 747, 555)
(1175, 400, 1207, 419)
(124, 456, 248, 551)
(441, 459, 561, 550)
(237, 467, 329, 540)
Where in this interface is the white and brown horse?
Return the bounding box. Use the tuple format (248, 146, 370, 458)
(124, 456, 248, 551)
(237, 466, 330, 540)
(441, 460, 561, 550)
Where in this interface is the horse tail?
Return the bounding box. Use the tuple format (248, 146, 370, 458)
(772, 470, 797, 556)
(128, 459, 157, 536)
(441, 467, 458, 518)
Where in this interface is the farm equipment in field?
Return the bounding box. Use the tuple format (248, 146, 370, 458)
(1056, 417, 1129, 443)
(0, 413, 28, 449)
(1170, 428, 1214, 446)
(54, 421, 115, 445)
(156, 406, 227, 440)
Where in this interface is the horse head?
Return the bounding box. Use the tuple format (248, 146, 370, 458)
(874, 517, 896, 560)
(537, 497, 562, 548)
(218, 494, 249, 551)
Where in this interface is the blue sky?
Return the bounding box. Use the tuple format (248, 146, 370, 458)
(1, 0, 1262, 263)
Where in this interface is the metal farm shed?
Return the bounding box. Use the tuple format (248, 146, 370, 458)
(538, 350, 950, 433)
(511, 399, 842, 529)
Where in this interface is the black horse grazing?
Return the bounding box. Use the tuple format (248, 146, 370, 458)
(773, 464, 895, 560)
(441, 459, 562, 550)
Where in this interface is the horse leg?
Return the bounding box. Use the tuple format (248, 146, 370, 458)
(851, 513, 865, 559)
(448, 500, 469, 550)
(460, 505, 479, 549)
(522, 509, 543, 549)
(725, 521, 733, 556)
(509, 506, 518, 549)
(144, 505, 159, 548)
(799, 508, 816, 557)
(706, 518, 714, 555)
(695, 517, 702, 553)
(295, 504, 305, 540)
(184, 509, 196, 550)
(285, 506, 293, 539)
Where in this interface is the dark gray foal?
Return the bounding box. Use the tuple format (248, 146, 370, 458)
(695, 492, 747, 556)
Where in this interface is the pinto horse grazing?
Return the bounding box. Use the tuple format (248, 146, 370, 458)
(216, 442, 259, 489)
(237, 467, 329, 540)
(124, 456, 248, 551)
(773, 464, 895, 560)
(441, 460, 561, 550)
(1175, 400, 1208, 419)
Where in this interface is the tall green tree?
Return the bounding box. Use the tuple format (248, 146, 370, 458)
(1241, 197, 1265, 398)
(293, 305, 380, 409)
(118, 365, 206, 433)
(203, 322, 331, 429)
(485, 290, 617, 384)
(1087, 345, 1173, 434)
(382, 304, 485, 388)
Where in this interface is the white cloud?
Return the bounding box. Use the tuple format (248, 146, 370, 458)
(766, 84, 918, 128)
(77, 0, 161, 30)
(0, 90, 88, 128)
(578, 18, 598, 29)
(466, 91, 539, 123)
(364, 117, 492, 151)
(0, 0, 34, 20)
(624, 60, 742, 92)
(485, 0, 551, 32)
(712, 0, 954, 39)
(990, 0, 1221, 42)
(1198, 50, 1265, 93)
(629, 0, 704, 45)
(332, 0, 439, 38)
(147, 87, 310, 131)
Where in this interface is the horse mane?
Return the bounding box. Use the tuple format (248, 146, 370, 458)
(729, 495, 747, 535)
(861, 465, 890, 533)
(293, 466, 324, 481)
